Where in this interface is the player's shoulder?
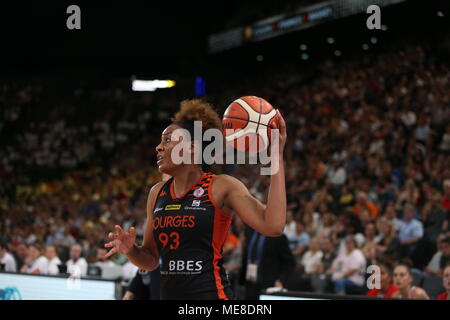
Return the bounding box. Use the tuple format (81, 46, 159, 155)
(147, 180, 168, 199)
(414, 287, 429, 299)
(213, 174, 245, 187)
(212, 174, 249, 198)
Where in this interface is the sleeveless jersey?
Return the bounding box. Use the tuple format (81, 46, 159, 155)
(152, 172, 233, 299)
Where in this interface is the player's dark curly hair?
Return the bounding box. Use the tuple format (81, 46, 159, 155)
(171, 99, 222, 132)
(171, 99, 223, 172)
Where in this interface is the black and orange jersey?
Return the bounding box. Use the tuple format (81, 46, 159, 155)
(152, 172, 233, 300)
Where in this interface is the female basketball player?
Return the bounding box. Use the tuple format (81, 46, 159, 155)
(392, 263, 429, 299)
(104, 99, 287, 299)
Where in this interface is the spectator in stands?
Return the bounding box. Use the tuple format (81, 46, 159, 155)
(319, 237, 337, 276)
(316, 212, 335, 242)
(338, 217, 365, 254)
(374, 181, 396, 207)
(55, 225, 77, 249)
(362, 223, 377, 259)
(291, 220, 310, 260)
(327, 159, 347, 192)
(331, 236, 366, 295)
(422, 200, 447, 245)
(398, 203, 424, 258)
(366, 262, 398, 298)
(375, 218, 400, 260)
(12, 243, 28, 271)
(94, 248, 117, 268)
(383, 203, 402, 232)
(0, 242, 17, 272)
(392, 262, 429, 299)
(300, 237, 323, 272)
(239, 228, 295, 299)
(44, 225, 59, 246)
(312, 236, 337, 293)
(353, 191, 379, 219)
(283, 209, 297, 241)
(66, 244, 88, 277)
(302, 210, 318, 238)
(45, 245, 62, 275)
(424, 235, 447, 276)
(438, 237, 450, 275)
(122, 268, 160, 300)
(441, 180, 450, 211)
(297, 237, 323, 291)
(20, 243, 48, 275)
(436, 264, 450, 300)
(439, 126, 450, 155)
(396, 179, 420, 212)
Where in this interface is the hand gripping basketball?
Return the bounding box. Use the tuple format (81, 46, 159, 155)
(274, 109, 287, 157)
(104, 225, 136, 258)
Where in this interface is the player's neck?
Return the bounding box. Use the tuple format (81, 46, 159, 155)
(172, 166, 204, 197)
(399, 285, 410, 297)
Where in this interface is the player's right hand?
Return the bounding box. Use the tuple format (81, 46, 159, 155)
(104, 225, 136, 258)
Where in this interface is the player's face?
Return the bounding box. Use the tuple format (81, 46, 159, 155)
(155, 125, 184, 174)
(393, 266, 412, 289)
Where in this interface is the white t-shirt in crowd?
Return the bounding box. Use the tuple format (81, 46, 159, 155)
(301, 250, 323, 274)
(47, 256, 62, 275)
(426, 251, 442, 273)
(1, 252, 17, 272)
(283, 221, 297, 240)
(328, 167, 347, 186)
(28, 256, 49, 275)
(122, 261, 139, 280)
(332, 249, 366, 286)
(337, 233, 365, 256)
(66, 257, 88, 277)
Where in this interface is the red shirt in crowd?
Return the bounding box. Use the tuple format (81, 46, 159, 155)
(366, 283, 399, 298)
(437, 292, 448, 300)
(441, 195, 450, 211)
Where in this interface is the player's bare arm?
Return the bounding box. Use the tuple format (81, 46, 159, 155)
(212, 110, 287, 237)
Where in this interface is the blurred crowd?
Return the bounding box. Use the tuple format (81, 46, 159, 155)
(1, 34, 450, 300)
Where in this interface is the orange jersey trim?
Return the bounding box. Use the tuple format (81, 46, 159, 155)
(209, 174, 232, 300)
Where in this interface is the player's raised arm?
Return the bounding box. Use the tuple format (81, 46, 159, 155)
(219, 110, 287, 236)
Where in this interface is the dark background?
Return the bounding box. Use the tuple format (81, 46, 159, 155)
(0, 0, 448, 79)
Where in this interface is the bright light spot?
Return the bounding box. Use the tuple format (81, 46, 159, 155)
(334, 50, 341, 57)
(381, 25, 388, 31)
(370, 36, 377, 44)
(327, 37, 335, 44)
(256, 55, 264, 62)
(299, 44, 308, 51)
(437, 11, 444, 17)
(301, 53, 309, 60)
(132, 80, 176, 92)
(362, 44, 369, 50)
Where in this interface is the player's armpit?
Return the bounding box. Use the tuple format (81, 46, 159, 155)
(217, 175, 284, 237)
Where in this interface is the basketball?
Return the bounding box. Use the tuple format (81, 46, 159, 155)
(222, 96, 278, 153)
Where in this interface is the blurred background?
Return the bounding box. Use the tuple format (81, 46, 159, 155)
(0, 0, 449, 300)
